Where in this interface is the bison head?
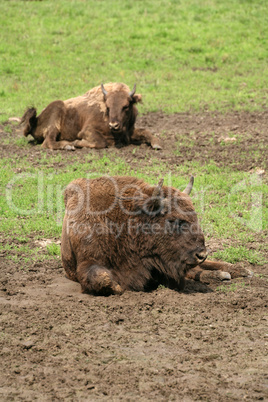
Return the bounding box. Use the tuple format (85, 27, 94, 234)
(119, 176, 208, 274)
(101, 83, 142, 133)
(142, 177, 207, 272)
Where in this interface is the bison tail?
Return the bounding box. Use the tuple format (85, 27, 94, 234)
(21, 107, 38, 136)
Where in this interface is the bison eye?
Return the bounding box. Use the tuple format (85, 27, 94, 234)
(106, 107, 110, 115)
(122, 105, 129, 111)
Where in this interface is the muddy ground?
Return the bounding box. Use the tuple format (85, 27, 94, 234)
(0, 111, 267, 401)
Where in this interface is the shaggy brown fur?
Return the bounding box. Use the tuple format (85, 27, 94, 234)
(61, 176, 252, 295)
(21, 83, 162, 151)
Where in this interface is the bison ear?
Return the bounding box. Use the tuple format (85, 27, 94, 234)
(134, 179, 168, 216)
(134, 196, 168, 216)
(141, 196, 169, 216)
(132, 94, 142, 104)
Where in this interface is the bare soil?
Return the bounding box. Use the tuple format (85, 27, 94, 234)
(0, 111, 268, 401)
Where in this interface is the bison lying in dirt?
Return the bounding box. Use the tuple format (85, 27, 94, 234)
(21, 82, 162, 150)
(61, 175, 252, 295)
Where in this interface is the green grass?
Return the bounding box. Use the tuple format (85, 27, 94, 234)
(0, 0, 267, 121)
(46, 243, 61, 256)
(213, 246, 267, 265)
(216, 282, 248, 293)
(0, 242, 53, 266)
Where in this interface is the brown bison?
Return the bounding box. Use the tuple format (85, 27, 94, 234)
(61, 175, 252, 295)
(21, 82, 162, 150)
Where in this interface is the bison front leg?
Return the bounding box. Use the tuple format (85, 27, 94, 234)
(77, 262, 123, 296)
(186, 260, 253, 284)
(200, 260, 253, 279)
(186, 266, 232, 283)
(43, 140, 76, 151)
(73, 138, 107, 149)
(42, 129, 76, 151)
(73, 126, 108, 149)
(131, 128, 162, 150)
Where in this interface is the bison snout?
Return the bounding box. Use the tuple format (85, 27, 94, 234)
(109, 122, 120, 131)
(184, 247, 208, 267)
(195, 249, 208, 264)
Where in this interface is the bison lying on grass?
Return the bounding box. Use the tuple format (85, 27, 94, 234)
(21, 82, 162, 150)
(61, 175, 252, 295)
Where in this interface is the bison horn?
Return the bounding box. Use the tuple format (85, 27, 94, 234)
(101, 83, 108, 97)
(152, 178, 164, 198)
(129, 83, 136, 98)
(183, 176, 194, 195)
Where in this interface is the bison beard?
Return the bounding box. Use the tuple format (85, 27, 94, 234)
(21, 82, 162, 151)
(61, 176, 253, 296)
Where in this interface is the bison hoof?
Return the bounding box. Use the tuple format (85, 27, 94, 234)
(151, 143, 162, 150)
(218, 271, 232, 281)
(64, 145, 76, 151)
(200, 270, 231, 283)
(88, 271, 124, 296)
(113, 284, 124, 295)
(229, 265, 254, 279)
(218, 263, 254, 279)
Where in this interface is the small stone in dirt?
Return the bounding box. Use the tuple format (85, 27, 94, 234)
(256, 169, 265, 177)
(35, 239, 61, 248)
(230, 125, 239, 131)
(87, 385, 95, 390)
(218, 136, 237, 143)
(21, 340, 35, 350)
(8, 117, 21, 123)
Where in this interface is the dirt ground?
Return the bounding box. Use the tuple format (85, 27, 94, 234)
(0, 111, 267, 401)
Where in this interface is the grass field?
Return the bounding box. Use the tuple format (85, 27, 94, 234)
(0, 0, 267, 121)
(0, 0, 267, 268)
